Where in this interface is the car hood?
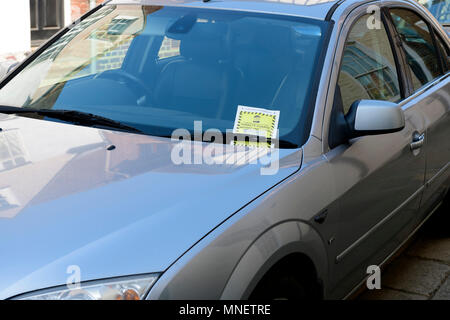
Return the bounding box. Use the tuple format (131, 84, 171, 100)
(0, 115, 302, 299)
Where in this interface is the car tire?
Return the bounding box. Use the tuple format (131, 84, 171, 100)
(250, 274, 312, 300)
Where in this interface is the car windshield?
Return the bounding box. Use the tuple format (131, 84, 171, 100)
(0, 5, 329, 148)
(419, 0, 450, 24)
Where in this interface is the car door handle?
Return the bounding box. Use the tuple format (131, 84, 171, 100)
(410, 132, 425, 150)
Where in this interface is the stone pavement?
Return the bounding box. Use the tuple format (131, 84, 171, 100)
(359, 195, 450, 300)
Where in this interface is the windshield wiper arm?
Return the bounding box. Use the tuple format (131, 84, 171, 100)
(0, 105, 143, 134)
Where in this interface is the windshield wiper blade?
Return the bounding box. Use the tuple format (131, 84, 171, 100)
(0, 105, 143, 134)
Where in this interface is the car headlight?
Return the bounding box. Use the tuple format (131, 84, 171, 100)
(14, 274, 159, 300)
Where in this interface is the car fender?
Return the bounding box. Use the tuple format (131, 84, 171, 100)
(220, 220, 329, 299)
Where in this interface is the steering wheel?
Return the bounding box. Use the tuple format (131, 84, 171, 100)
(94, 69, 154, 106)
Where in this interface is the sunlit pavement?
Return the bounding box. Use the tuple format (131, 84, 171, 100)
(359, 194, 450, 300)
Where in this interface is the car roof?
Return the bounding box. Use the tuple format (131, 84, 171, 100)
(107, 0, 344, 20)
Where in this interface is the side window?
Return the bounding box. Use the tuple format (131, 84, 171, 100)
(157, 36, 181, 60)
(389, 9, 442, 91)
(338, 14, 401, 114)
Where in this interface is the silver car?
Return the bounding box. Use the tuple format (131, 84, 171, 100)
(0, 0, 448, 300)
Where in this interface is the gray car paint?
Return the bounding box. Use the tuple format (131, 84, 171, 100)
(148, 0, 450, 300)
(0, 115, 302, 299)
(0, 0, 448, 300)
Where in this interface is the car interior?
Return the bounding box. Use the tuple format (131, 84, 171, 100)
(25, 8, 326, 144)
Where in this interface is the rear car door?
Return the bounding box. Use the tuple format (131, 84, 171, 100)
(324, 4, 427, 298)
(387, 7, 450, 218)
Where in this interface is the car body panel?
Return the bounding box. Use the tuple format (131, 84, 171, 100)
(325, 98, 428, 298)
(0, 115, 301, 299)
(108, 0, 339, 21)
(317, 0, 450, 298)
(0, 0, 448, 300)
(147, 149, 338, 299)
(414, 78, 450, 216)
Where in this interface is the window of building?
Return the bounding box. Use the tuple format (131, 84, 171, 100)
(0, 130, 27, 172)
(29, 0, 65, 46)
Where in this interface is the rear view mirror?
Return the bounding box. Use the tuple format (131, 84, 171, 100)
(345, 100, 405, 139)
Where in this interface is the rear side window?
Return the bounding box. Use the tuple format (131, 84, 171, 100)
(419, 0, 450, 25)
(390, 9, 442, 91)
(338, 14, 401, 114)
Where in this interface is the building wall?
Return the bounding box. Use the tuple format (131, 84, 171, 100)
(0, 0, 31, 59)
(0, 0, 105, 62)
(71, 0, 104, 21)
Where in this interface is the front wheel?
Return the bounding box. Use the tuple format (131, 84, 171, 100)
(250, 274, 314, 300)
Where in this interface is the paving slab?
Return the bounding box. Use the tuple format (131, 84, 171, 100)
(432, 277, 450, 300)
(407, 237, 450, 263)
(381, 256, 449, 297)
(359, 288, 427, 300)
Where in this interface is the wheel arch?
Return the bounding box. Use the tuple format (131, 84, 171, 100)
(220, 220, 329, 299)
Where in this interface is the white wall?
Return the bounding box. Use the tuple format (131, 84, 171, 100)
(0, 0, 31, 56)
(64, 0, 73, 26)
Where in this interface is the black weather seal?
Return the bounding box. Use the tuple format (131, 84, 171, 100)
(325, 0, 346, 21)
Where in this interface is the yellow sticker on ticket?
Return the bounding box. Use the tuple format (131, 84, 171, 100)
(232, 105, 280, 140)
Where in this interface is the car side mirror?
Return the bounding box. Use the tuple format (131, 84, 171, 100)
(345, 100, 405, 139)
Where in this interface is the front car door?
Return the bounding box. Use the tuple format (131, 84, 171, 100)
(323, 2, 428, 298)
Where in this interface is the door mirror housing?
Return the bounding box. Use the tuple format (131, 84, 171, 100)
(345, 100, 405, 139)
